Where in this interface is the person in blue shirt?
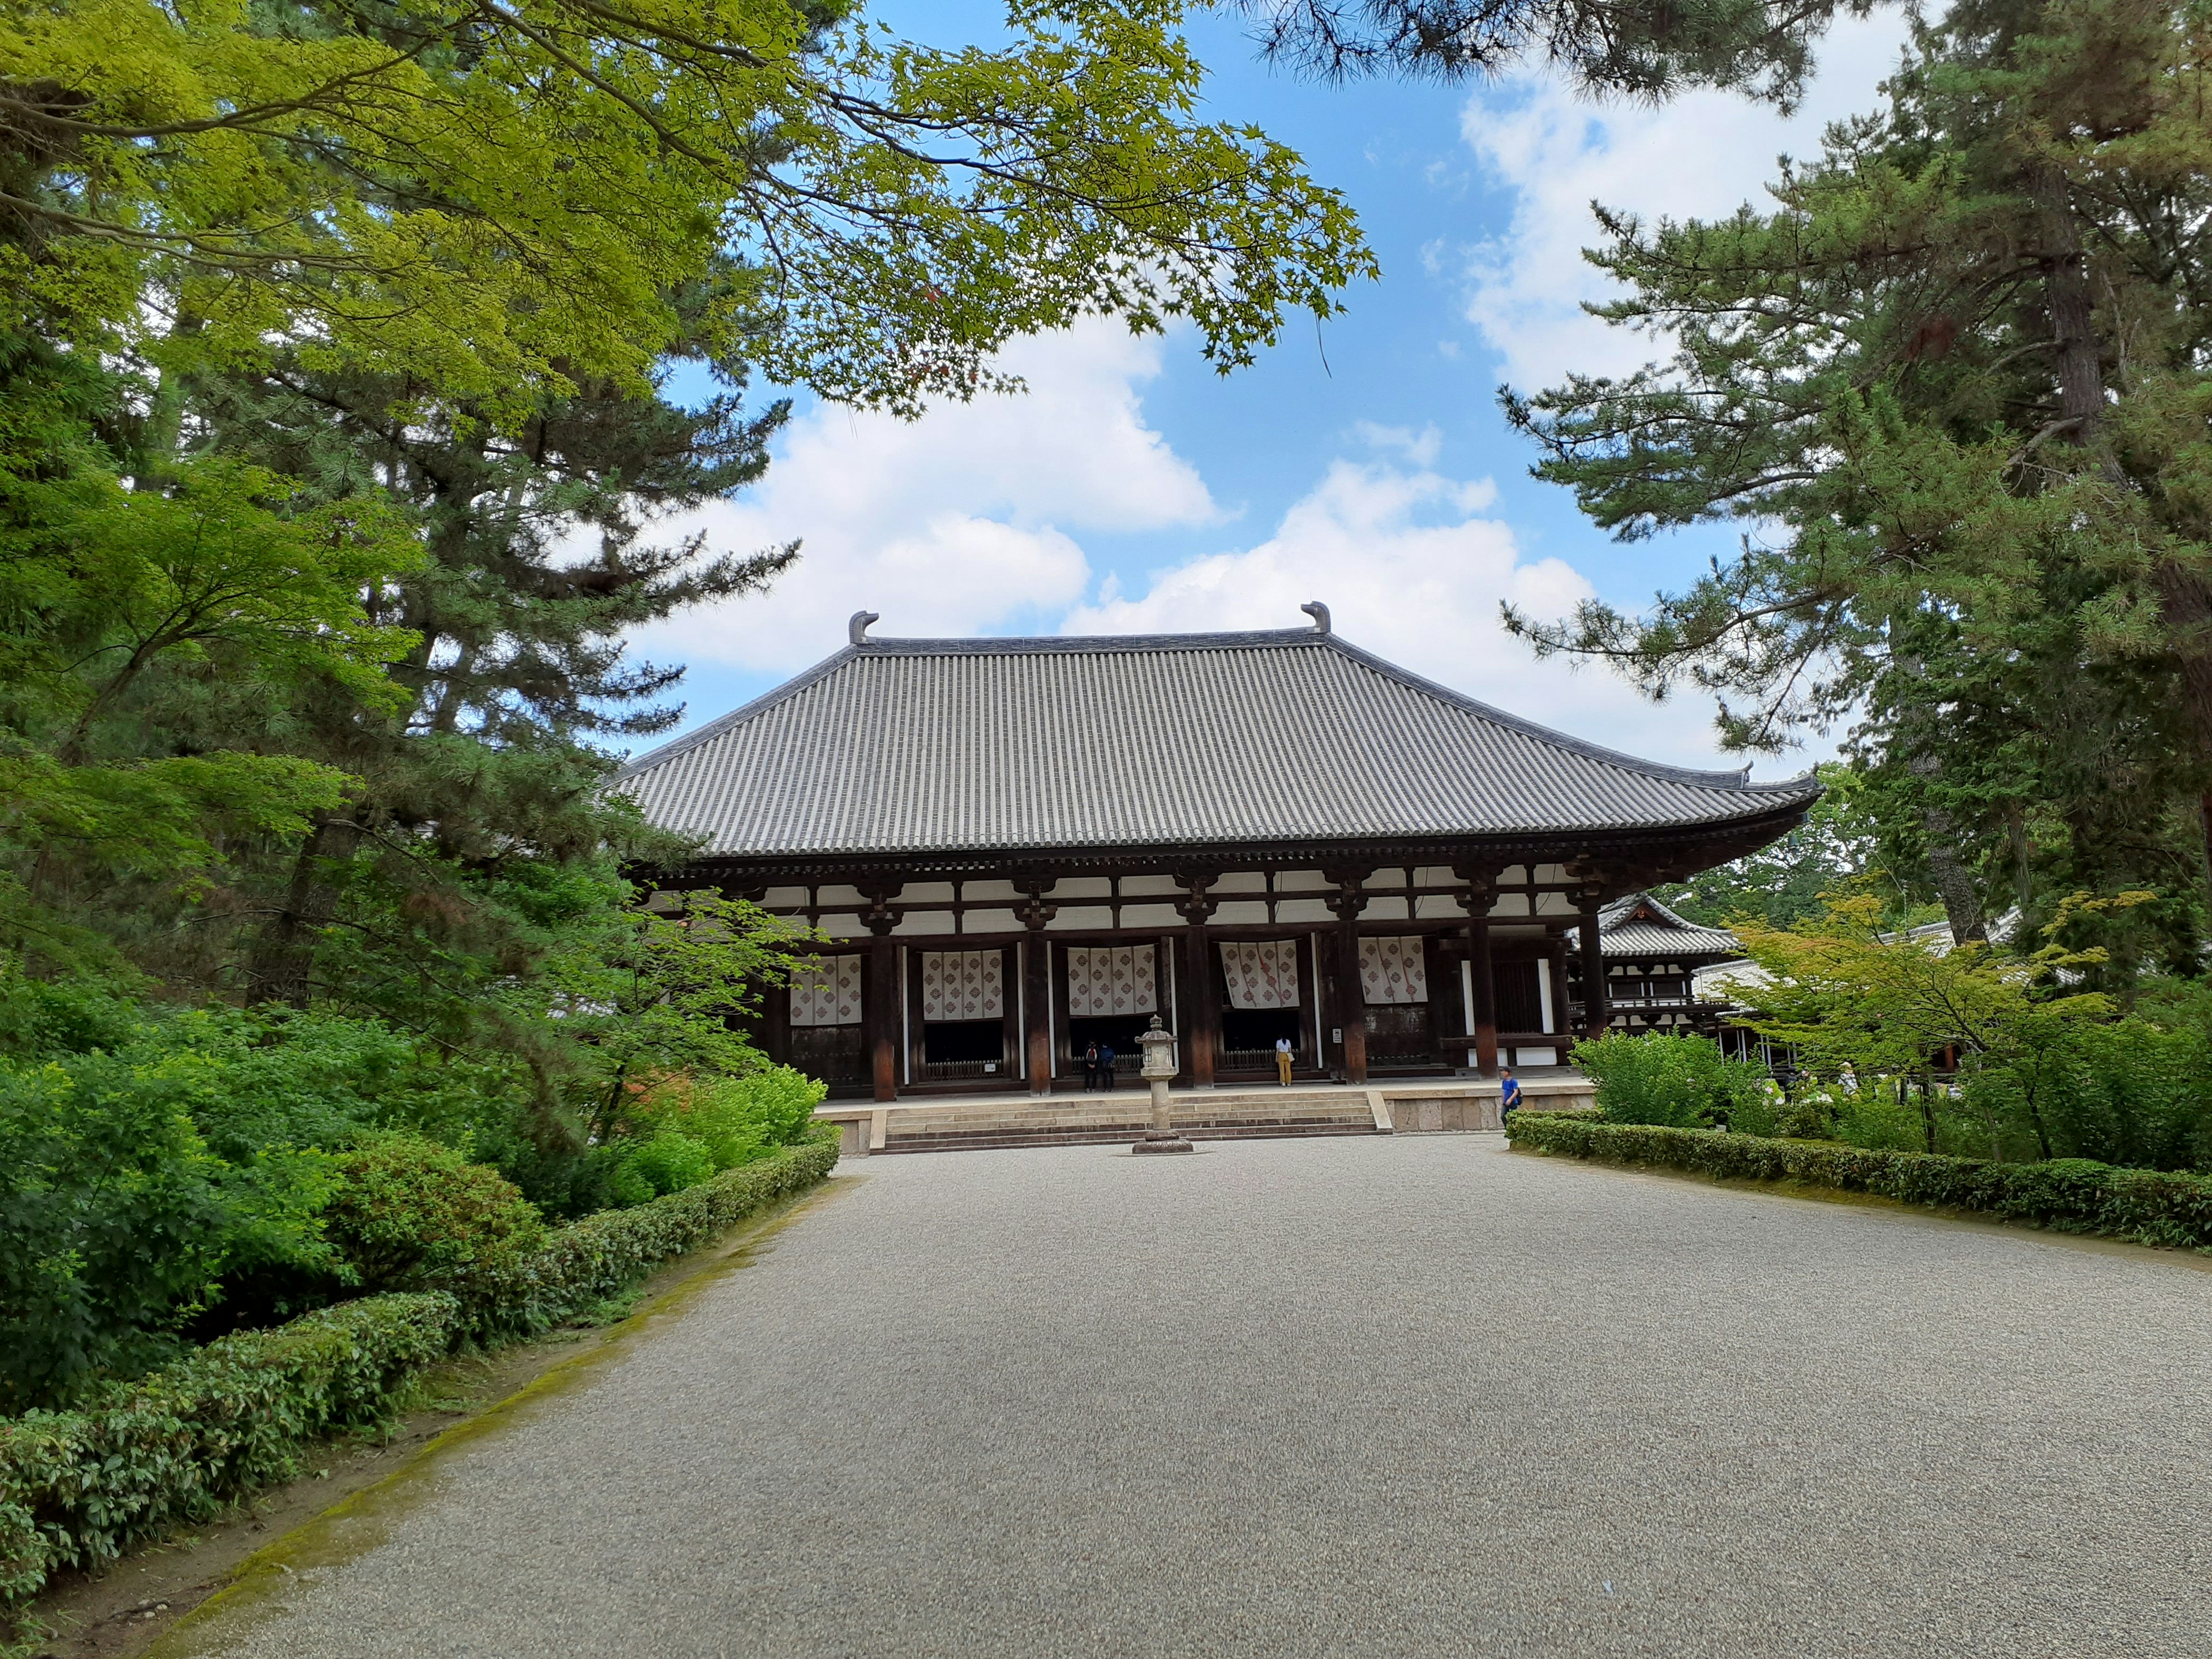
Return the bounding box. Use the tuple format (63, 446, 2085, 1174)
(1499, 1067, 1522, 1124)
(1096, 1039, 1116, 1092)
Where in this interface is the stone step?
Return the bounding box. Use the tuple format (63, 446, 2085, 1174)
(874, 1118, 1385, 1154)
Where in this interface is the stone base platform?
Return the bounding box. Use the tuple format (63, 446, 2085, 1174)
(814, 1072, 1594, 1157)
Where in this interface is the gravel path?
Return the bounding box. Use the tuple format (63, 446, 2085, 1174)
(171, 1137, 2212, 1659)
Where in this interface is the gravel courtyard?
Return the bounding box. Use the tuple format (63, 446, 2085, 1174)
(169, 1136, 2212, 1659)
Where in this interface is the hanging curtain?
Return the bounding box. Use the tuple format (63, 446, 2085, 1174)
(1065, 945, 1156, 1017)
(920, 950, 1003, 1022)
(789, 956, 863, 1028)
(1358, 937, 1429, 1005)
(1219, 939, 1300, 1010)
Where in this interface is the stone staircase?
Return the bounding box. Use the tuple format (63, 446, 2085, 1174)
(869, 1088, 1382, 1154)
(814, 1074, 1594, 1157)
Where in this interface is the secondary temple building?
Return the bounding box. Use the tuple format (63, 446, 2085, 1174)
(616, 607, 1817, 1100)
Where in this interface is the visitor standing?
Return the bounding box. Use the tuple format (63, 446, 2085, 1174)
(1082, 1040, 1101, 1092)
(1499, 1067, 1522, 1126)
(1096, 1039, 1116, 1091)
(1275, 1035, 1294, 1086)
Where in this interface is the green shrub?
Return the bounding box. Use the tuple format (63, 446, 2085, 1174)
(609, 1130, 715, 1206)
(502, 1134, 839, 1335)
(0, 1291, 460, 1605)
(0, 1136, 840, 1612)
(320, 1137, 546, 1309)
(1570, 1033, 1773, 1131)
(0, 1055, 336, 1411)
(1505, 1115, 2212, 1249)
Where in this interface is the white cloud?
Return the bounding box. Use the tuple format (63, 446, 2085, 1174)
(634, 319, 1215, 675)
(1061, 454, 1753, 770)
(1459, 10, 1913, 388)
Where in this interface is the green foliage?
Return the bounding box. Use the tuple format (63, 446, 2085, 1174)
(4, 0, 1369, 413)
(608, 1132, 716, 1209)
(503, 1136, 839, 1336)
(319, 1138, 547, 1309)
(1570, 1032, 1773, 1131)
(631, 1066, 830, 1173)
(1499, 0, 2212, 950)
(1506, 1115, 2212, 1251)
(0, 1291, 463, 1608)
(0, 1135, 839, 1613)
(0, 1049, 337, 1411)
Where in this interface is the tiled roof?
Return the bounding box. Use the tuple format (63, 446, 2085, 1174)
(1573, 892, 1744, 960)
(616, 628, 1821, 859)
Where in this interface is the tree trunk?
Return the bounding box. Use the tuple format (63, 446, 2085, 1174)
(2033, 165, 2212, 910)
(1908, 752, 1986, 946)
(248, 816, 353, 1006)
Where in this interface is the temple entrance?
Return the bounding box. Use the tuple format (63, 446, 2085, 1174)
(912, 948, 1016, 1087)
(919, 1018, 1006, 1083)
(1359, 935, 1435, 1070)
(1221, 1005, 1303, 1071)
(1217, 938, 1312, 1073)
(789, 955, 867, 1087)
(1066, 1015, 1147, 1081)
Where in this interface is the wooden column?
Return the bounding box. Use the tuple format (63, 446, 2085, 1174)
(1466, 919, 1499, 1078)
(1326, 870, 1368, 1084)
(1023, 934, 1051, 1093)
(762, 979, 791, 1067)
(1175, 874, 1218, 1086)
(1458, 868, 1499, 1078)
(1017, 880, 1058, 1096)
(867, 931, 899, 1101)
(1577, 888, 1610, 1041)
(861, 885, 901, 1103)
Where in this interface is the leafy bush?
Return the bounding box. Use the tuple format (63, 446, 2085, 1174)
(609, 1130, 715, 1206)
(1506, 1113, 2212, 1249)
(502, 1134, 839, 1334)
(0, 1291, 460, 1605)
(0, 1053, 336, 1411)
(1570, 1033, 1774, 1132)
(0, 1135, 840, 1611)
(320, 1137, 547, 1308)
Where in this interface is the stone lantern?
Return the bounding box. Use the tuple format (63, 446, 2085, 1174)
(1131, 1014, 1191, 1154)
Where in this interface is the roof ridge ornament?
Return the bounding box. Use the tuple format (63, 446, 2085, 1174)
(1301, 600, 1331, 635)
(849, 610, 880, 646)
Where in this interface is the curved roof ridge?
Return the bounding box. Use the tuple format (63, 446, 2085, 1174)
(611, 624, 1824, 856)
(1313, 634, 1806, 796)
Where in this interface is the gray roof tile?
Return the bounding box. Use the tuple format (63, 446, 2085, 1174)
(616, 629, 1820, 859)
(1574, 892, 1745, 959)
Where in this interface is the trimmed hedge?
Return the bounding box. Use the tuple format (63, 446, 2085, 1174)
(0, 1291, 461, 1604)
(1505, 1111, 2212, 1249)
(0, 1134, 839, 1611)
(493, 1134, 840, 1334)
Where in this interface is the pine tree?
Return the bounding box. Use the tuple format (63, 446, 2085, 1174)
(1501, 0, 2212, 954)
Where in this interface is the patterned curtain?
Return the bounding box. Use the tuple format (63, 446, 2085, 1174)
(789, 956, 863, 1028)
(920, 950, 1005, 1022)
(1219, 939, 1300, 1010)
(1065, 945, 1157, 1017)
(1358, 937, 1429, 1005)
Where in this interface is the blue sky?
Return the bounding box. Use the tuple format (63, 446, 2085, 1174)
(631, 3, 1910, 774)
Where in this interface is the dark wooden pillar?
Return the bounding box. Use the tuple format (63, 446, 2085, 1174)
(1326, 870, 1368, 1084)
(861, 885, 901, 1102)
(1024, 933, 1051, 1094)
(1175, 874, 1218, 1086)
(867, 931, 899, 1101)
(763, 980, 791, 1067)
(1577, 888, 1609, 1041)
(1017, 880, 1058, 1096)
(1458, 868, 1499, 1077)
